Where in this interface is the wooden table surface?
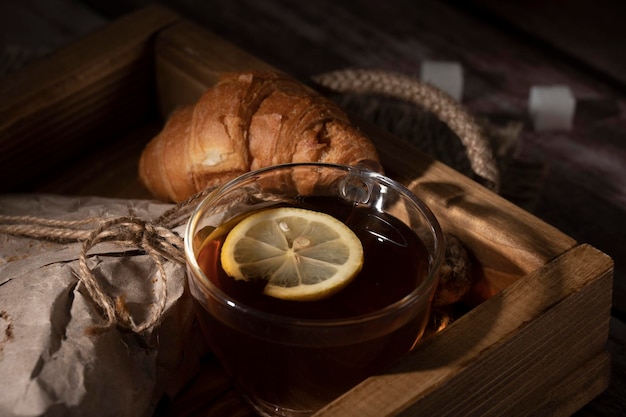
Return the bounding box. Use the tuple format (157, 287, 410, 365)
(1, 0, 625, 415)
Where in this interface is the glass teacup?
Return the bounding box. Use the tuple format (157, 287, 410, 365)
(184, 163, 444, 416)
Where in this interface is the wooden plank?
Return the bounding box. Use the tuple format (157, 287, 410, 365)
(540, 352, 611, 417)
(154, 20, 276, 117)
(32, 121, 159, 199)
(575, 317, 626, 416)
(315, 244, 613, 417)
(455, 0, 626, 92)
(0, 0, 107, 76)
(0, 5, 179, 193)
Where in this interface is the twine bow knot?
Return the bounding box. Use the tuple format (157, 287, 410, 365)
(77, 216, 186, 333)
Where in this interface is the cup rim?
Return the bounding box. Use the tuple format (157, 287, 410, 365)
(184, 162, 445, 328)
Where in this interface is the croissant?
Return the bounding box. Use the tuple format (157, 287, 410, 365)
(138, 71, 381, 202)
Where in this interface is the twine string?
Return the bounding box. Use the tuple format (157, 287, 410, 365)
(156, 186, 215, 229)
(0, 215, 103, 241)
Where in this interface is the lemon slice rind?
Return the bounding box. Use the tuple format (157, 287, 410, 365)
(221, 207, 363, 301)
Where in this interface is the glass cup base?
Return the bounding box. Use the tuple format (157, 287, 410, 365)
(245, 395, 316, 417)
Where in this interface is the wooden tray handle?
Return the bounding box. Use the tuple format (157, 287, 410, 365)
(313, 69, 500, 192)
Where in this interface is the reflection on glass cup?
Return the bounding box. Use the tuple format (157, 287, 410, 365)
(184, 163, 444, 416)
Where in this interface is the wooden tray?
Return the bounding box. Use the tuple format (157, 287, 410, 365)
(0, 6, 614, 417)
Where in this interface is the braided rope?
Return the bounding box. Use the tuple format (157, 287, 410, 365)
(75, 216, 184, 333)
(0, 215, 101, 240)
(313, 69, 500, 191)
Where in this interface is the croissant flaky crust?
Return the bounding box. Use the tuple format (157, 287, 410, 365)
(138, 71, 381, 202)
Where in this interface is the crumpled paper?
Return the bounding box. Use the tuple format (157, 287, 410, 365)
(0, 194, 205, 417)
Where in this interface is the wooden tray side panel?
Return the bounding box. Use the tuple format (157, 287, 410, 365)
(533, 352, 611, 417)
(357, 121, 577, 281)
(315, 244, 613, 417)
(0, 6, 179, 193)
(155, 21, 276, 118)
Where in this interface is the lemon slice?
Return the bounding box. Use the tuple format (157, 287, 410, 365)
(220, 207, 363, 301)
